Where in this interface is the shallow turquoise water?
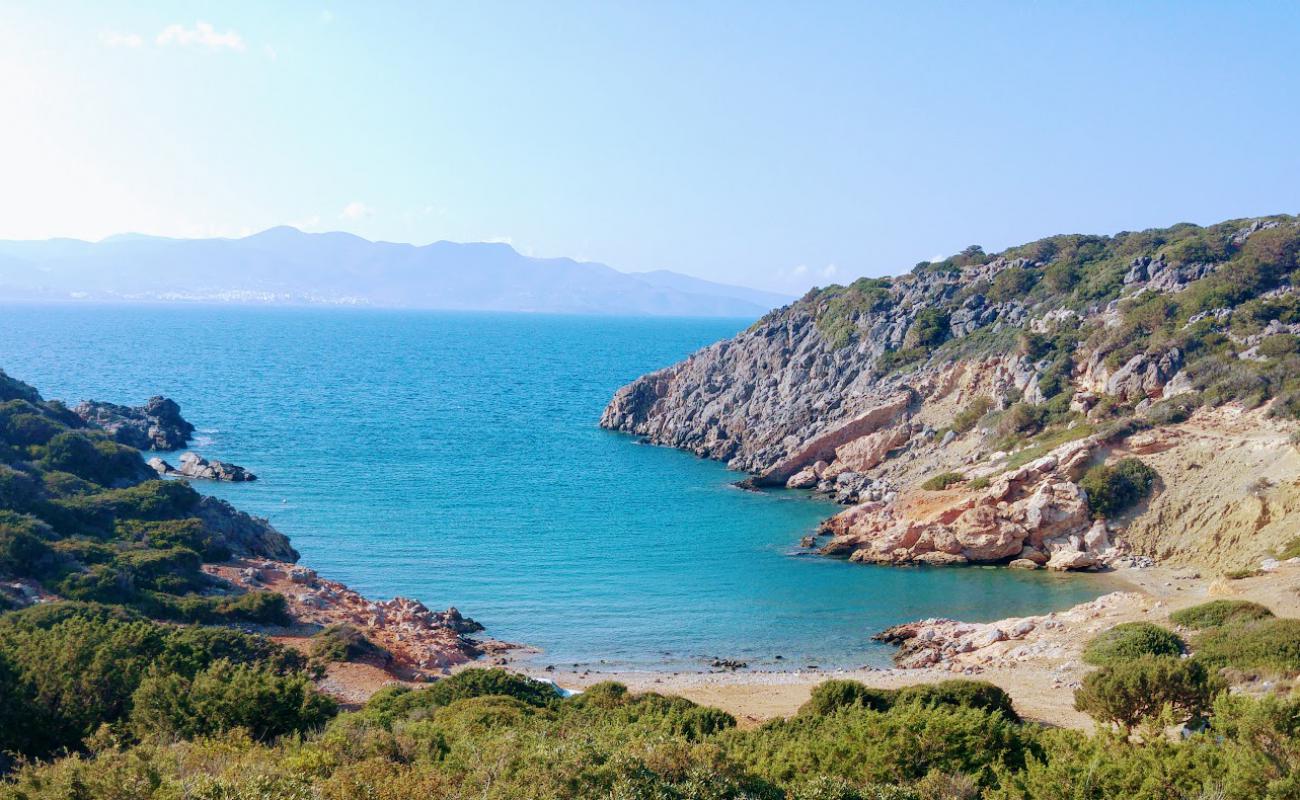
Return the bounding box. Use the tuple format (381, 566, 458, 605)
(0, 305, 1115, 669)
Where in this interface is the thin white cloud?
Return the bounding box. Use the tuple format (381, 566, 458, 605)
(320, 9, 335, 24)
(340, 201, 373, 220)
(820, 264, 839, 279)
(262, 44, 278, 61)
(791, 264, 809, 277)
(99, 30, 143, 48)
(156, 22, 246, 51)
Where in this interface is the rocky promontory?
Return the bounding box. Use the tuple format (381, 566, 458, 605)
(604, 216, 1300, 572)
(74, 395, 196, 450)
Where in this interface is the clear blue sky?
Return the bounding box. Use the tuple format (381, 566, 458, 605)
(2, 2, 1297, 293)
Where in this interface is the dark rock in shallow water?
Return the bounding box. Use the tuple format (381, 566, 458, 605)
(195, 495, 298, 561)
(150, 452, 257, 482)
(74, 396, 195, 450)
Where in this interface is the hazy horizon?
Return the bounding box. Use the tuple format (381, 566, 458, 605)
(3, 2, 1297, 294)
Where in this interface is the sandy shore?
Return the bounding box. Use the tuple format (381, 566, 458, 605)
(499, 562, 1300, 729)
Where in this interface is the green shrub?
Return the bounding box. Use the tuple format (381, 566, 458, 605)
(797, 678, 1016, 722)
(813, 278, 893, 348)
(995, 402, 1048, 440)
(1079, 457, 1158, 518)
(1257, 334, 1300, 359)
(130, 659, 335, 742)
(0, 370, 43, 404)
(361, 668, 558, 727)
(986, 266, 1038, 303)
(1083, 622, 1185, 665)
(894, 680, 1019, 722)
(1192, 618, 1300, 674)
(950, 397, 992, 434)
(921, 472, 965, 491)
(38, 431, 147, 488)
(1170, 600, 1274, 630)
(903, 308, 950, 350)
(311, 623, 386, 663)
(799, 680, 897, 717)
(0, 601, 309, 758)
(1073, 655, 1221, 730)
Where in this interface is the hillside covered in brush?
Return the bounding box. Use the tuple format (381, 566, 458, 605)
(604, 216, 1300, 571)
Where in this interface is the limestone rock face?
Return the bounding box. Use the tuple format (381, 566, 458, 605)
(819, 439, 1105, 569)
(74, 396, 195, 450)
(601, 218, 1297, 573)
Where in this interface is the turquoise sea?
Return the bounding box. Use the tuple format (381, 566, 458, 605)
(0, 305, 1115, 670)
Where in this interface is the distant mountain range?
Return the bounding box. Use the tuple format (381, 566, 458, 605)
(0, 227, 792, 317)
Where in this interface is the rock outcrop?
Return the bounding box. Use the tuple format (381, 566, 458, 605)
(150, 452, 257, 481)
(195, 496, 298, 562)
(603, 216, 1300, 571)
(818, 438, 1113, 567)
(874, 591, 1147, 669)
(209, 559, 494, 676)
(74, 396, 195, 450)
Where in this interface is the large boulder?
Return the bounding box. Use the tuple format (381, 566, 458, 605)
(74, 396, 195, 450)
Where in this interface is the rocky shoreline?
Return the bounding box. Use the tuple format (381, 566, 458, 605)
(206, 558, 518, 680)
(73, 395, 195, 450)
(3, 379, 518, 695)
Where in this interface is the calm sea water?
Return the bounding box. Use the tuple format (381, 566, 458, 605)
(0, 304, 1115, 669)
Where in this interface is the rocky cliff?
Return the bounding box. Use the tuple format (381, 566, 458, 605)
(603, 215, 1300, 571)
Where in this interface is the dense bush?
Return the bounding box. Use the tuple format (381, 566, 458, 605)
(1192, 618, 1300, 673)
(10, 669, 1300, 799)
(362, 667, 559, 728)
(1082, 622, 1185, 665)
(903, 308, 950, 350)
(39, 431, 147, 487)
(130, 659, 336, 741)
(986, 266, 1038, 304)
(0, 601, 315, 758)
(799, 679, 897, 716)
(895, 680, 1019, 723)
(1170, 600, 1275, 630)
(1079, 458, 1158, 518)
(813, 278, 893, 348)
(798, 679, 1017, 722)
(1073, 655, 1221, 730)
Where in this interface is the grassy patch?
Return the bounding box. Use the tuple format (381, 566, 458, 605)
(1170, 600, 1274, 630)
(1001, 424, 1095, 470)
(920, 472, 965, 491)
(1192, 618, 1300, 674)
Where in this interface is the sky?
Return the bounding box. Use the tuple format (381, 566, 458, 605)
(1, 2, 1298, 294)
